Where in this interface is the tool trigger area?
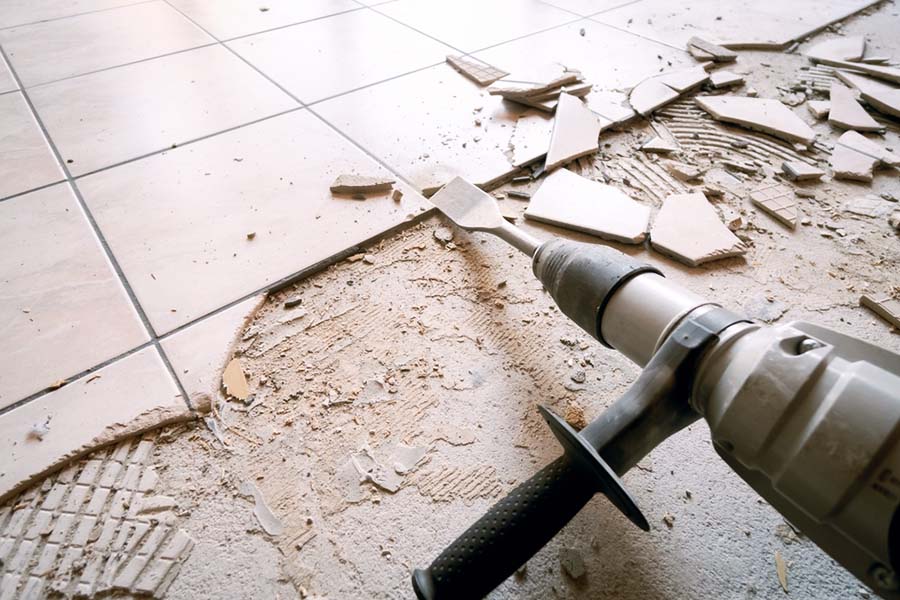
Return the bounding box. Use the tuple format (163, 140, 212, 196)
(537, 405, 650, 531)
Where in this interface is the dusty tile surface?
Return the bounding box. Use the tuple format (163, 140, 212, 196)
(78, 109, 427, 334)
(0, 347, 184, 502)
(229, 9, 452, 103)
(314, 64, 525, 193)
(378, 0, 575, 53)
(167, 0, 360, 40)
(0, 93, 63, 199)
(650, 192, 745, 266)
(0, 1, 212, 87)
(161, 295, 265, 399)
(0, 0, 145, 29)
(0, 184, 147, 407)
(30, 45, 296, 175)
(524, 168, 649, 243)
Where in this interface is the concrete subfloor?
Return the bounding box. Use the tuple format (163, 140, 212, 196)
(2, 1, 900, 599)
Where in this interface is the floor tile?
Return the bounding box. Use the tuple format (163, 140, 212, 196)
(0, 346, 184, 502)
(476, 20, 694, 111)
(0, 93, 63, 199)
(0, 0, 146, 29)
(0, 184, 148, 408)
(377, 0, 576, 53)
(229, 9, 453, 103)
(593, 0, 879, 49)
(0, 1, 213, 87)
(540, 0, 637, 17)
(168, 0, 361, 40)
(30, 45, 297, 176)
(315, 63, 532, 193)
(0, 54, 17, 94)
(161, 295, 265, 400)
(77, 109, 428, 334)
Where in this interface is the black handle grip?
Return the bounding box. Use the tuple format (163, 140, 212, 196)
(412, 455, 595, 599)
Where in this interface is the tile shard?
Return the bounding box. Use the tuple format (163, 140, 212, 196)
(523, 168, 650, 244)
(828, 82, 882, 132)
(240, 481, 285, 536)
(831, 130, 900, 182)
(835, 70, 900, 119)
(749, 182, 798, 229)
(781, 161, 824, 181)
(487, 63, 582, 99)
(222, 357, 250, 402)
(806, 100, 831, 119)
(544, 93, 602, 171)
(508, 110, 554, 167)
(330, 174, 396, 195)
(640, 135, 680, 154)
(805, 36, 866, 63)
(860, 294, 900, 330)
(810, 57, 900, 85)
(445, 55, 508, 86)
(629, 67, 709, 116)
(649, 192, 746, 267)
(686, 37, 737, 63)
(709, 70, 744, 89)
(694, 96, 816, 145)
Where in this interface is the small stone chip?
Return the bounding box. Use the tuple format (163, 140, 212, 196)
(559, 548, 586, 579)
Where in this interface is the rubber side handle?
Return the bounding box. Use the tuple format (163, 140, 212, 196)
(412, 455, 595, 599)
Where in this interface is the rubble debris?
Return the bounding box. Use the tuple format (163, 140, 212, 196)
(744, 294, 787, 323)
(445, 55, 508, 86)
(524, 168, 650, 244)
(722, 159, 757, 175)
(775, 550, 788, 593)
(835, 70, 900, 119)
(390, 443, 428, 474)
(664, 161, 704, 182)
(860, 293, 900, 329)
(796, 188, 816, 199)
(564, 401, 587, 430)
(559, 548, 586, 579)
(356, 379, 389, 404)
(433, 226, 454, 244)
(844, 195, 893, 218)
(650, 192, 746, 267)
(488, 63, 584, 111)
(353, 447, 403, 493)
(781, 161, 824, 181)
(811, 57, 900, 85)
(695, 96, 815, 145)
(392, 188, 403, 202)
(805, 36, 866, 63)
(544, 93, 602, 171)
(330, 174, 395, 195)
(662, 513, 676, 528)
(28, 416, 51, 441)
(828, 82, 882, 132)
(222, 357, 251, 402)
(831, 130, 900, 182)
(640, 135, 680, 154)
(749, 182, 798, 229)
(630, 67, 709, 116)
(890, 210, 900, 231)
(509, 111, 554, 166)
(709, 70, 744, 89)
(283, 296, 303, 309)
(807, 100, 831, 119)
(507, 189, 531, 200)
(240, 481, 285, 536)
(432, 425, 476, 446)
(687, 37, 737, 63)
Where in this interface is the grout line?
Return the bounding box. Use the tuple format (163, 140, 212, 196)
(355, 4, 469, 56)
(585, 15, 684, 52)
(0, 44, 194, 412)
(219, 5, 369, 43)
(303, 58, 446, 106)
(0, 177, 68, 204)
(537, 0, 644, 19)
(0, 0, 154, 32)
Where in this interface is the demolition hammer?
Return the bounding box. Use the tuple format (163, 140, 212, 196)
(413, 176, 900, 599)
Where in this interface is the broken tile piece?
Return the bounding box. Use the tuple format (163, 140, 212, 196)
(240, 481, 284, 536)
(559, 548, 586, 579)
(749, 182, 798, 229)
(650, 192, 746, 267)
(835, 70, 900, 119)
(640, 135, 680, 154)
(524, 168, 650, 244)
(445, 55, 509, 86)
(695, 96, 815, 145)
(844, 195, 893, 218)
(488, 63, 582, 98)
(812, 57, 900, 85)
(664, 161, 704, 182)
(829, 82, 882, 132)
(656, 66, 710, 93)
(806, 100, 831, 119)
(781, 161, 824, 181)
(330, 174, 396, 195)
(508, 110, 554, 167)
(222, 357, 250, 402)
(805, 36, 865, 63)
(860, 294, 900, 330)
(687, 37, 737, 63)
(831, 130, 900, 182)
(544, 93, 601, 171)
(629, 78, 680, 116)
(709, 70, 744, 89)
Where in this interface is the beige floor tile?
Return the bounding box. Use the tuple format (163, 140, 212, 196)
(0, 93, 63, 199)
(0, 1, 212, 87)
(0, 347, 185, 503)
(541, 0, 636, 16)
(593, 0, 879, 48)
(168, 0, 361, 40)
(78, 109, 428, 334)
(0, 184, 148, 408)
(377, 0, 576, 52)
(30, 45, 297, 176)
(229, 9, 453, 104)
(315, 63, 531, 193)
(0, 54, 17, 94)
(0, 0, 145, 29)
(161, 295, 265, 399)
